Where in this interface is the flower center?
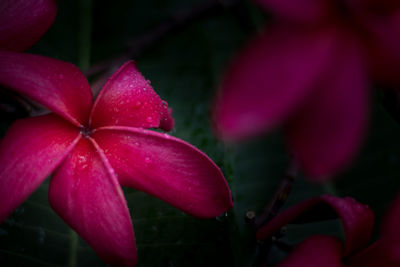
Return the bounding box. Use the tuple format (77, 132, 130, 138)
(80, 126, 93, 137)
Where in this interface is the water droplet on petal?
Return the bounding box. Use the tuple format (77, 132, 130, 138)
(146, 117, 153, 123)
(145, 157, 151, 163)
(134, 142, 140, 147)
(135, 101, 142, 108)
(146, 79, 151, 84)
(143, 87, 147, 91)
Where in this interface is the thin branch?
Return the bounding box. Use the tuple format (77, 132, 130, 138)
(246, 162, 299, 267)
(246, 162, 298, 230)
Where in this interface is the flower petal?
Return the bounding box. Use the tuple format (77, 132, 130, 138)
(214, 25, 335, 141)
(278, 235, 344, 267)
(0, 52, 93, 126)
(256, 195, 374, 256)
(159, 105, 174, 132)
(49, 138, 136, 266)
(92, 126, 233, 218)
(346, 239, 400, 267)
(0, 0, 57, 51)
(90, 61, 173, 130)
(362, 9, 400, 85)
(286, 32, 368, 179)
(0, 114, 80, 222)
(254, 0, 331, 23)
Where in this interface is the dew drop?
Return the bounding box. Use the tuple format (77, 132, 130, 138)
(134, 142, 140, 147)
(77, 155, 86, 164)
(146, 117, 153, 123)
(146, 79, 151, 84)
(142, 87, 147, 91)
(135, 101, 142, 108)
(144, 157, 151, 163)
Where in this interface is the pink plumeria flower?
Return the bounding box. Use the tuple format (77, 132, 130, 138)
(0, 53, 233, 266)
(214, 0, 400, 180)
(0, 0, 57, 52)
(257, 194, 400, 266)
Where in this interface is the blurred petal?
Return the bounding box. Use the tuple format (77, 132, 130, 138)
(93, 126, 233, 218)
(346, 239, 400, 267)
(0, 114, 80, 222)
(362, 9, 400, 84)
(278, 236, 344, 267)
(255, 0, 331, 23)
(286, 32, 368, 179)
(90, 61, 171, 130)
(49, 138, 136, 266)
(0, 52, 93, 126)
(256, 195, 374, 256)
(0, 0, 57, 51)
(214, 25, 335, 141)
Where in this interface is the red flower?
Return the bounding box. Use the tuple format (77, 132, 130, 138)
(214, 0, 400, 180)
(0, 54, 233, 266)
(257, 194, 400, 266)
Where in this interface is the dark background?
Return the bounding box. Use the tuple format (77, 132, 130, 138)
(1, 0, 399, 266)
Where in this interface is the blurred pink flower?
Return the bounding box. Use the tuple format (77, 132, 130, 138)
(0, 0, 57, 52)
(0, 54, 233, 266)
(214, 0, 400, 180)
(257, 194, 400, 267)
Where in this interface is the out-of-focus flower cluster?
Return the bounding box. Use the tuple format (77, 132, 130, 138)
(214, 0, 400, 180)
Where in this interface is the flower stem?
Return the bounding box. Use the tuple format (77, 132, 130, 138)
(246, 162, 298, 230)
(68, 229, 79, 267)
(78, 0, 92, 71)
(247, 162, 299, 267)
